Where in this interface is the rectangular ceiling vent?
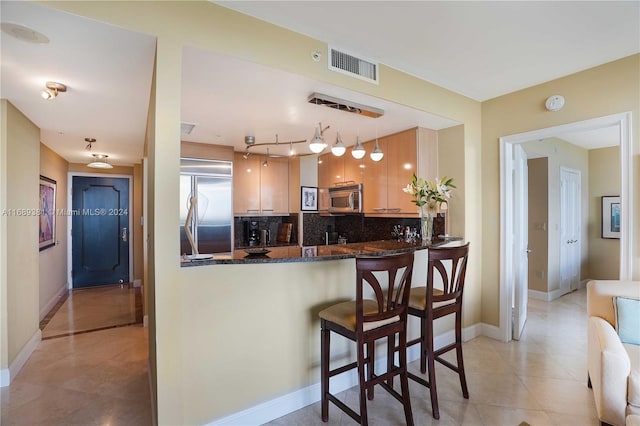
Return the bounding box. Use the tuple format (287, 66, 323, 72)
(307, 93, 384, 118)
(329, 47, 378, 84)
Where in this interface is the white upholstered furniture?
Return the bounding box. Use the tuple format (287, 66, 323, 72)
(587, 280, 640, 426)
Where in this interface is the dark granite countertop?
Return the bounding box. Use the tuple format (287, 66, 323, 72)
(181, 237, 463, 266)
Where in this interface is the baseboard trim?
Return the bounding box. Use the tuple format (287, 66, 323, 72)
(528, 288, 566, 302)
(1, 328, 41, 387)
(39, 284, 68, 321)
(480, 322, 504, 341)
(207, 322, 482, 425)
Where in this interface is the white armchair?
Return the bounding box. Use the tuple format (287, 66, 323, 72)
(587, 280, 640, 426)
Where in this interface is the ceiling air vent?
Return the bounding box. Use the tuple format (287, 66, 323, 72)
(308, 93, 384, 118)
(181, 122, 196, 135)
(329, 47, 378, 84)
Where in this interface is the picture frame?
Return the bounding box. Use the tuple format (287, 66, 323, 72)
(601, 195, 621, 239)
(301, 186, 318, 211)
(39, 175, 56, 251)
(302, 246, 317, 257)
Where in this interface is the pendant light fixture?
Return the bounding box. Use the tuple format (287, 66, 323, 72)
(263, 148, 270, 167)
(351, 136, 366, 159)
(87, 154, 113, 169)
(370, 138, 384, 162)
(309, 126, 327, 154)
(331, 132, 346, 156)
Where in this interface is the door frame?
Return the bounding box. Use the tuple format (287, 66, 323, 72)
(499, 112, 633, 342)
(67, 172, 133, 289)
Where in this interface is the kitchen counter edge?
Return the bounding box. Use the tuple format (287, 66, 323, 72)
(180, 238, 463, 266)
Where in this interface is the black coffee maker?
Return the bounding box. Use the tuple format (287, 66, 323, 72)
(244, 220, 260, 246)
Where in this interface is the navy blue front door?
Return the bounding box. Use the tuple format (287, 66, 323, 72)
(72, 176, 130, 288)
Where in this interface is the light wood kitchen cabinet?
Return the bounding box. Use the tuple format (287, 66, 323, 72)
(233, 152, 289, 215)
(362, 138, 388, 214)
(318, 152, 363, 187)
(386, 129, 418, 213)
(362, 128, 427, 216)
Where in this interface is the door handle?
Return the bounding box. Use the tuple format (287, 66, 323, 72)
(122, 228, 128, 242)
(526, 248, 533, 253)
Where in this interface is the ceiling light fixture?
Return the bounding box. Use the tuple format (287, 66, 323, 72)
(370, 138, 384, 162)
(243, 134, 306, 158)
(309, 123, 329, 154)
(88, 154, 113, 169)
(331, 132, 346, 156)
(351, 137, 366, 159)
(85, 137, 96, 151)
(41, 81, 67, 100)
(263, 149, 270, 167)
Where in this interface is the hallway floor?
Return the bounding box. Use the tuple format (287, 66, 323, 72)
(1, 285, 151, 426)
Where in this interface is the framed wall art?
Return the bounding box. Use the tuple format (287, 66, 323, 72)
(601, 195, 621, 239)
(301, 186, 318, 211)
(39, 175, 56, 251)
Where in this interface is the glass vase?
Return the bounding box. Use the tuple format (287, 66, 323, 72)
(420, 206, 434, 242)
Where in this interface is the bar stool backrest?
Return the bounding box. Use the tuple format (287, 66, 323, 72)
(355, 252, 414, 333)
(428, 243, 470, 305)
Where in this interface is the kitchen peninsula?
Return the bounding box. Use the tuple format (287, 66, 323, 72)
(181, 237, 461, 265)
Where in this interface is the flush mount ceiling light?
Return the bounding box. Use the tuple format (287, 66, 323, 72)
(84, 137, 96, 151)
(41, 81, 67, 100)
(88, 154, 113, 169)
(331, 132, 346, 157)
(351, 137, 366, 160)
(1, 23, 49, 44)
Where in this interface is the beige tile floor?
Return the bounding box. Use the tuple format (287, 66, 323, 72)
(266, 288, 599, 426)
(1, 288, 597, 426)
(1, 285, 151, 426)
(41, 285, 142, 339)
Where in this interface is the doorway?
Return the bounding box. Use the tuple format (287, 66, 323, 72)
(68, 174, 133, 288)
(499, 112, 634, 342)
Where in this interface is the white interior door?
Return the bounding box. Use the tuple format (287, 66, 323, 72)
(512, 145, 529, 340)
(560, 168, 581, 293)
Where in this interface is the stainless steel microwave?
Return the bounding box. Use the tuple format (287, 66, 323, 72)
(328, 184, 363, 213)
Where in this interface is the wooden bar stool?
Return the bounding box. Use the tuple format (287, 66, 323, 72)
(405, 243, 470, 420)
(319, 251, 415, 426)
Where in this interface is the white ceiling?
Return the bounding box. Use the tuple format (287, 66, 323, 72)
(1, 1, 637, 166)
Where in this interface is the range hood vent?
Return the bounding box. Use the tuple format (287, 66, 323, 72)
(307, 93, 384, 118)
(329, 47, 378, 84)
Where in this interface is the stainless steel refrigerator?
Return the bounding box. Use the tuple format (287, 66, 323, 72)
(180, 158, 233, 255)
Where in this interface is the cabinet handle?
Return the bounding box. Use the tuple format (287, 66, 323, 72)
(246, 209, 260, 213)
(372, 208, 386, 211)
(387, 208, 401, 213)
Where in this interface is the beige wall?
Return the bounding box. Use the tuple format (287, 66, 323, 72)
(481, 54, 639, 326)
(438, 125, 465, 238)
(588, 146, 621, 279)
(3, 101, 40, 369)
(39, 144, 69, 319)
(527, 158, 549, 292)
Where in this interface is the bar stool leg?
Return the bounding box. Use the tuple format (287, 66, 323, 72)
(321, 323, 330, 422)
(420, 315, 427, 374)
(399, 328, 415, 426)
(357, 341, 369, 426)
(456, 310, 469, 398)
(367, 342, 374, 400)
(427, 319, 440, 420)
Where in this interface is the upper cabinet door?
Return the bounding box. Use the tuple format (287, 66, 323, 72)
(386, 129, 418, 214)
(233, 152, 261, 215)
(260, 156, 289, 215)
(362, 138, 388, 214)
